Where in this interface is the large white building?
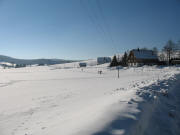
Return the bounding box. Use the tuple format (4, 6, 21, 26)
(97, 57, 111, 65)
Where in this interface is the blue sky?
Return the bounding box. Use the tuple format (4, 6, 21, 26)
(0, 0, 179, 60)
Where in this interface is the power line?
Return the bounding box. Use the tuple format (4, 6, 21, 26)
(79, 0, 108, 43)
(87, 0, 107, 39)
(80, 0, 118, 55)
(95, 0, 117, 53)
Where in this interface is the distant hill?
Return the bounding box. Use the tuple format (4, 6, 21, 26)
(0, 55, 75, 65)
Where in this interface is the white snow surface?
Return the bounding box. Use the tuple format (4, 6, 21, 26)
(0, 63, 180, 135)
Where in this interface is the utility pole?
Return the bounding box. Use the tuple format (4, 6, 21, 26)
(117, 54, 120, 78)
(117, 66, 120, 78)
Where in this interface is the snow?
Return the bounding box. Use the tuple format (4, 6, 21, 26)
(132, 74, 180, 135)
(0, 63, 180, 135)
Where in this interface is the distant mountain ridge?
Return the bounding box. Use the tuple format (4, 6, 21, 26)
(0, 55, 75, 65)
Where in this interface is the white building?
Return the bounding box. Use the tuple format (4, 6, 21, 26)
(97, 57, 111, 65)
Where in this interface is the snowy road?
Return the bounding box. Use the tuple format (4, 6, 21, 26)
(0, 64, 180, 135)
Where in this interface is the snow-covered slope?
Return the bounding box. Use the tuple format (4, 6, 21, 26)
(50, 59, 98, 69)
(0, 62, 15, 68)
(0, 55, 75, 65)
(0, 63, 180, 135)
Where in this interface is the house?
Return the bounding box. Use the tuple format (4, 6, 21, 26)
(170, 58, 180, 65)
(127, 49, 159, 66)
(79, 62, 87, 67)
(97, 57, 111, 65)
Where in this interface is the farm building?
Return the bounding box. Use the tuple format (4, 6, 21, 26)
(97, 57, 111, 65)
(128, 49, 159, 66)
(170, 58, 180, 65)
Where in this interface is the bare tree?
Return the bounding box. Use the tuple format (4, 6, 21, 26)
(141, 47, 148, 50)
(177, 40, 180, 58)
(163, 40, 176, 65)
(152, 47, 158, 55)
(159, 53, 166, 61)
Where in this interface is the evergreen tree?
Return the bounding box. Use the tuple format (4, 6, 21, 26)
(110, 55, 118, 67)
(122, 52, 128, 66)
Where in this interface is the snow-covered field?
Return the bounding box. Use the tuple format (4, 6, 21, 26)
(0, 63, 180, 135)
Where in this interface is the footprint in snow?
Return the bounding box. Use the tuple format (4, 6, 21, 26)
(41, 127, 46, 130)
(128, 101, 133, 104)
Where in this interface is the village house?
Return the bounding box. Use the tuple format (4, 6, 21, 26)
(170, 58, 180, 65)
(128, 49, 159, 66)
